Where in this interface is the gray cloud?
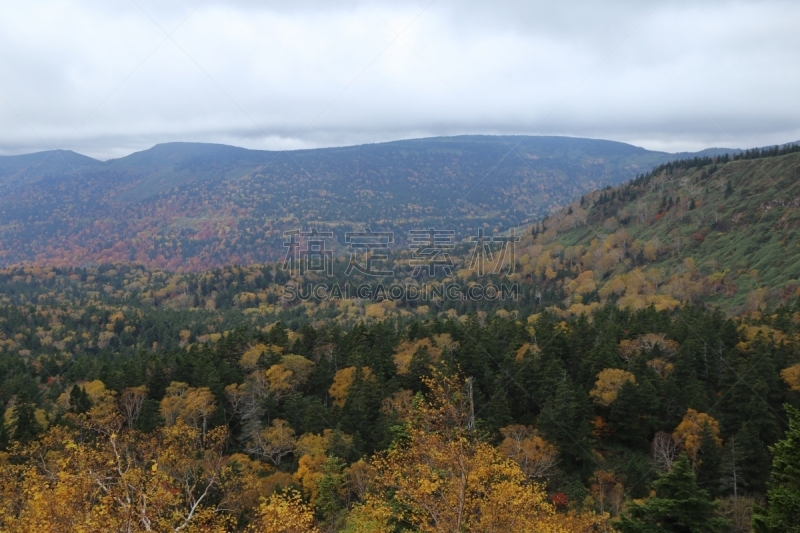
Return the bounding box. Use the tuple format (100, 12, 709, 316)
(0, 0, 798, 159)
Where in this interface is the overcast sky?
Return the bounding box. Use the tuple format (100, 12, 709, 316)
(0, 0, 798, 159)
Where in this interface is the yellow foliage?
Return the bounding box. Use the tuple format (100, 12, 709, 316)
(294, 453, 327, 504)
(393, 338, 439, 375)
(342, 499, 394, 533)
(673, 409, 722, 462)
(370, 371, 608, 532)
(329, 366, 374, 407)
(781, 363, 800, 391)
(240, 343, 269, 370)
(246, 490, 320, 533)
(265, 355, 315, 401)
(498, 425, 559, 479)
(589, 369, 636, 406)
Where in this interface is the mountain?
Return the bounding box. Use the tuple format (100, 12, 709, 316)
(510, 145, 800, 314)
(0, 136, 735, 271)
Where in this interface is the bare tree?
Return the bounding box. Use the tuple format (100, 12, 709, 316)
(652, 431, 680, 472)
(119, 385, 148, 430)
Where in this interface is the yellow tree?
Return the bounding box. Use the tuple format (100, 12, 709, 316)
(160, 382, 216, 443)
(119, 385, 148, 429)
(0, 421, 234, 532)
(245, 490, 320, 533)
(498, 424, 559, 479)
(673, 408, 722, 463)
(329, 367, 374, 407)
(246, 418, 297, 466)
(781, 363, 800, 391)
(589, 368, 636, 407)
(368, 371, 606, 533)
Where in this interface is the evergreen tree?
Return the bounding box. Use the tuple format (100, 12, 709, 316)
(316, 456, 347, 528)
(11, 393, 42, 445)
(695, 422, 723, 496)
(538, 378, 593, 474)
(68, 384, 92, 414)
(719, 435, 744, 498)
(752, 405, 800, 532)
(0, 415, 8, 451)
(609, 370, 658, 450)
(617, 455, 729, 532)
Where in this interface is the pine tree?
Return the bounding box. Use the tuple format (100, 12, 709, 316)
(695, 422, 723, 496)
(719, 435, 744, 498)
(608, 377, 658, 450)
(538, 378, 593, 474)
(617, 454, 729, 532)
(69, 384, 92, 414)
(752, 405, 800, 532)
(0, 415, 8, 451)
(316, 456, 347, 528)
(11, 394, 42, 444)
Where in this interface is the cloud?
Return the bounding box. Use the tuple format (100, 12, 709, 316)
(0, 0, 798, 159)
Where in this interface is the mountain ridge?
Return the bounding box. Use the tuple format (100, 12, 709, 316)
(0, 135, 751, 271)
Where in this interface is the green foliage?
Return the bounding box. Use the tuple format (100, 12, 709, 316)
(752, 405, 800, 533)
(10, 393, 41, 445)
(68, 384, 92, 414)
(617, 455, 729, 533)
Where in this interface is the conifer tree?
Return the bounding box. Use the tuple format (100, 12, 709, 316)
(11, 393, 42, 445)
(695, 422, 723, 496)
(752, 405, 800, 532)
(0, 415, 8, 451)
(69, 384, 92, 414)
(617, 454, 728, 532)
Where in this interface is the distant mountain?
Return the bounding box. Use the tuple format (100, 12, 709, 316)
(0, 135, 738, 271)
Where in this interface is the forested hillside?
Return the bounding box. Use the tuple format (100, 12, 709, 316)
(510, 145, 800, 314)
(0, 136, 726, 271)
(2, 145, 800, 532)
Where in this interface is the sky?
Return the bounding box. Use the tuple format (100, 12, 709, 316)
(0, 0, 798, 160)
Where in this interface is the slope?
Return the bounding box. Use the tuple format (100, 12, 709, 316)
(509, 145, 800, 314)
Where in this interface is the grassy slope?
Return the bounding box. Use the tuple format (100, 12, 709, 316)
(514, 150, 800, 314)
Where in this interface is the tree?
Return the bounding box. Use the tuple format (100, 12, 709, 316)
(673, 409, 722, 465)
(68, 384, 92, 415)
(590, 368, 636, 407)
(246, 490, 320, 533)
(10, 394, 41, 445)
(316, 456, 347, 528)
(370, 371, 606, 532)
(752, 405, 800, 532)
(0, 416, 8, 451)
(617, 455, 729, 532)
(538, 378, 594, 473)
(608, 376, 658, 450)
(498, 424, 559, 479)
(653, 431, 680, 473)
(695, 422, 723, 496)
(119, 385, 148, 429)
(246, 419, 297, 467)
(329, 367, 374, 407)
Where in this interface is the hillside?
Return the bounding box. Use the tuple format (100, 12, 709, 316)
(0, 136, 730, 271)
(510, 145, 800, 314)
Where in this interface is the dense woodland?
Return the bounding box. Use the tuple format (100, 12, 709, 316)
(0, 136, 716, 270)
(1, 147, 800, 531)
